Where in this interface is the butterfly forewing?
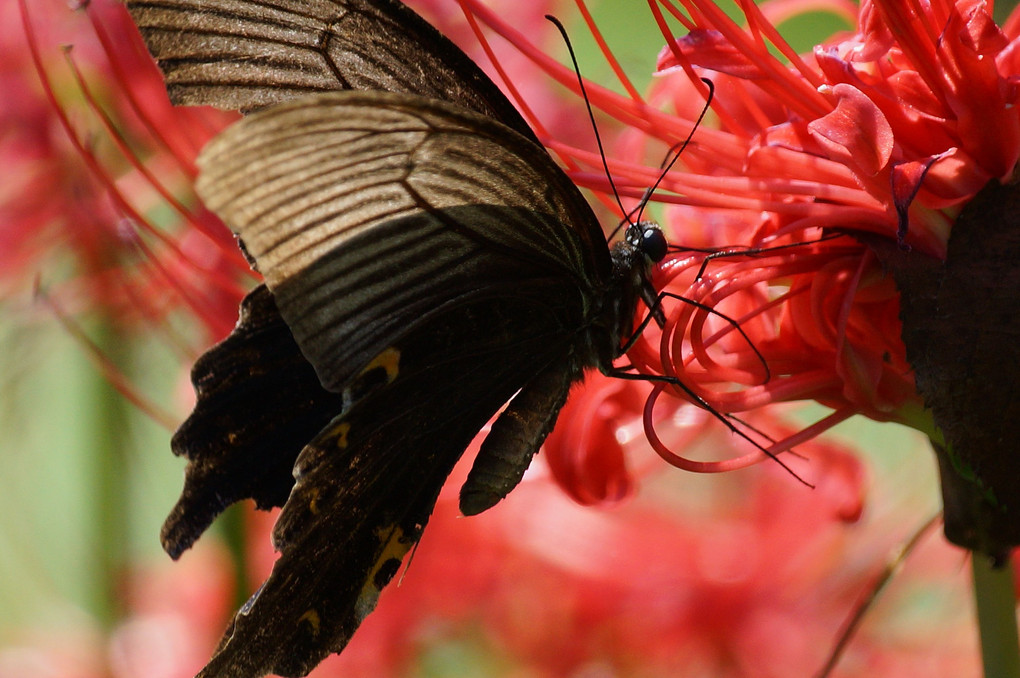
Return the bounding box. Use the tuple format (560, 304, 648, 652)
(196, 91, 611, 391)
(125, 0, 537, 139)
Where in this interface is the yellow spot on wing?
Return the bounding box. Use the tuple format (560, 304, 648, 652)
(354, 525, 412, 623)
(298, 609, 321, 636)
(324, 421, 350, 449)
(362, 347, 401, 384)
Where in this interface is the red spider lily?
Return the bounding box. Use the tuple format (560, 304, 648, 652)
(631, 0, 1020, 560)
(635, 0, 1020, 439)
(454, 0, 1020, 516)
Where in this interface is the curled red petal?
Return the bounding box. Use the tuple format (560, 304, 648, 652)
(543, 373, 636, 506)
(809, 83, 894, 177)
(850, 0, 896, 61)
(916, 148, 992, 206)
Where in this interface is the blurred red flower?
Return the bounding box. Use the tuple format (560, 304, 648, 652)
(505, 0, 1020, 503)
(238, 439, 972, 678)
(10, 0, 245, 338)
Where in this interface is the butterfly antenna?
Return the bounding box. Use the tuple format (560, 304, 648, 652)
(546, 15, 629, 231)
(633, 78, 714, 226)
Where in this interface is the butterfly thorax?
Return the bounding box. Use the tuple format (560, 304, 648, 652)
(582, 222, 666, 372)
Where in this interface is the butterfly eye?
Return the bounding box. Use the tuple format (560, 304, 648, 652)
(641, 225, 668, 262)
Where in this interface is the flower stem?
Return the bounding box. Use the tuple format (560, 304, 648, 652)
(86, 320, 131, 629)
(972, 552, 1020, 678)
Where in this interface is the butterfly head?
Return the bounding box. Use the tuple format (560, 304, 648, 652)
(626, 221, 668, 263)
(623, 223, 666, 323)
(588, 221, 667, 368)
(613, 221, 667, 282)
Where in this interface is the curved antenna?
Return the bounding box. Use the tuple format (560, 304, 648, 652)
(612, 77, 714, 234)
(545, 15, 630, 231)
(547, 17, 715, 241)
(632, 78, 715, 226)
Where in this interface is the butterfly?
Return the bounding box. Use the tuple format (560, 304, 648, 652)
(127, 1, 668, 676)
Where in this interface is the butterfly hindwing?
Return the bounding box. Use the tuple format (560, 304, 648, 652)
(198, 293, 576, 678)
(163, 285, 344, 557)
(182, 92, 617, 676)
(459, 357, 578, 515)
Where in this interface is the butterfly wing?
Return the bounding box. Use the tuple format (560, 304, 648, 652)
(162, 286, 344, 557)
(186, 91, 612, 676)
(195, 90, 610, 392)
(125, 0, 536, 140)
(458, 357, 577, 515)
(197, 292, 574, 678)
(132, 0, 563, 550)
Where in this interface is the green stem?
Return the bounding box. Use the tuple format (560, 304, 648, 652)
(972, 553, 1020, 678)
(89, 321, 132, 630)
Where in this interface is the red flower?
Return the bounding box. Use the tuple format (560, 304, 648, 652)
(644, 0, 1019, 422)
(634, 0, 1020, 556)
(249, 442, 969, 678)
(452, 0, 1020, 505)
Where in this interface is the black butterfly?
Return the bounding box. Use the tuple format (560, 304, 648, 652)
(128, 1, 667, 676)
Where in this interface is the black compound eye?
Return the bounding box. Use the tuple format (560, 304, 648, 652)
(641, 225, 668, 262)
